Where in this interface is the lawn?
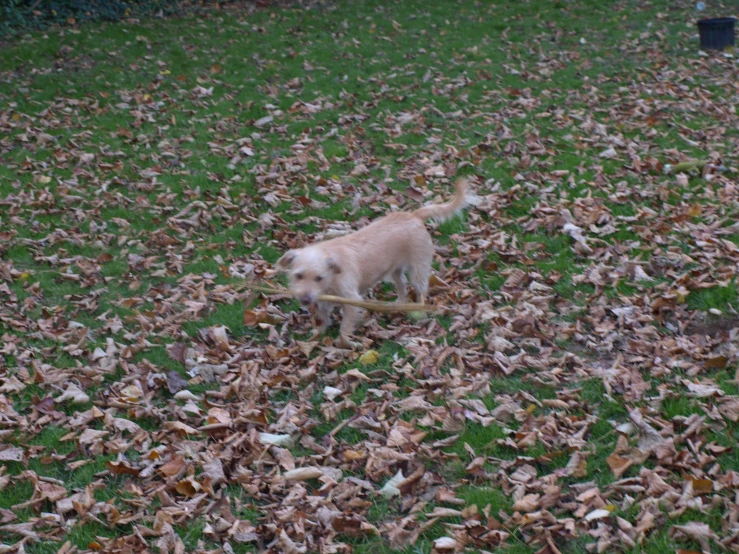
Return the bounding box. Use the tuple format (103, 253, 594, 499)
(1, 0, 739, 552)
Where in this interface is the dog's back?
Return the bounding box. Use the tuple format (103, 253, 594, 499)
(320, 178, 471, 295)
(328, 212, 432, 294)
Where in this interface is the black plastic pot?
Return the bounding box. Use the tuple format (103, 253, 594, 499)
(697, 17, 736, 51)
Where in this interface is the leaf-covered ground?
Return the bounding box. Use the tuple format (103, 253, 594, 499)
(2, 0, 739, 552)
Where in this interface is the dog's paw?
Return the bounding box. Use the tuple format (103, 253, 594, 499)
(336, 335, 361, 350)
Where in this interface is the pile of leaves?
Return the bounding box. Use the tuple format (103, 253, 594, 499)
(1, 0, 739, 552)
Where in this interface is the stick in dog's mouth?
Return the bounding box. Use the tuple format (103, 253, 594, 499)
(235, 282, 440, 314)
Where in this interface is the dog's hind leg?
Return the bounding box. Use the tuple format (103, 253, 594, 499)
(392, 267, 408, 302)
(409, 263, 431, 306)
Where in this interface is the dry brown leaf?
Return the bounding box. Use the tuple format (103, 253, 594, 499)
(606, 453, 633, 478)
(56, 383, 90, 405)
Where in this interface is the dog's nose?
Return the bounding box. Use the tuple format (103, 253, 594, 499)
(300, 295, 312, 306)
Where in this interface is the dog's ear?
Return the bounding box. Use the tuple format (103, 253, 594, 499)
(276, 250, 296, 271)
(326, 257, 342, 275)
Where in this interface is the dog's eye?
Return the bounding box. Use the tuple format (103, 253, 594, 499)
(315, 275, 323, 283)
(295, 273, 303, 280)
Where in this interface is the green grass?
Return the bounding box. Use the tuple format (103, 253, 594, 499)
(687, 283, 739, 312)
(1, 0, 737, 552)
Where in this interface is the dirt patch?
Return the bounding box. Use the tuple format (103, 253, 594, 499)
(685, 313, 739, 337)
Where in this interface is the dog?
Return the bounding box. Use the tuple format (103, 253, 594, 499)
(277, 179, 471, 347)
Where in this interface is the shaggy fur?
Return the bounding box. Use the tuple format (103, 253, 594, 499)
(277, 179, 471, 347)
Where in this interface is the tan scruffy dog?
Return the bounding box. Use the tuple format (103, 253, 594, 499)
(277, 179, 471, 347)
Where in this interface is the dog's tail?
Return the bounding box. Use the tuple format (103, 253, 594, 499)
(412, 178, 470, 222)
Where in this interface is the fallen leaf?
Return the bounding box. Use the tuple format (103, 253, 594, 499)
(259, 433, 296, 448)
(0, 446, 23, 462)
(358, 350, 379, 365)
(606, 453, 633, 478)
(584, 509, 612, 522)
(166, 371, 188, 394)
(379, 470, 405, 498)
(283, 467, 323, 481)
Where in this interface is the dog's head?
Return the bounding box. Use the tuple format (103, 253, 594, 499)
(276, 247, 341, 306)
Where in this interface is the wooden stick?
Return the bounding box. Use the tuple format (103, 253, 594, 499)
(234, 282, 439, 313)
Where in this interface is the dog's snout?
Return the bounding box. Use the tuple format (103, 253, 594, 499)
(300, 295, 312, 306)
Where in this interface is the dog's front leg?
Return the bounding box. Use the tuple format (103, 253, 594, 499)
(309, 301, 332, 340)
(337, 293, 364, 349)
